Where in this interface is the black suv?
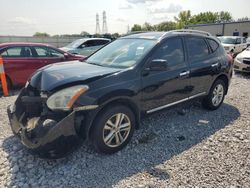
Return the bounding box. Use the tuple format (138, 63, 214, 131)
(7, 30, 233, 158)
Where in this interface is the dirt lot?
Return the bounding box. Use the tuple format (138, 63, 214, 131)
(0, 73, 249, 188)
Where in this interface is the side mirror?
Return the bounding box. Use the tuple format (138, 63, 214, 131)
(149, 59, 168, 71)
(79, 45, 86, 49)
(64, 53, 69, 58)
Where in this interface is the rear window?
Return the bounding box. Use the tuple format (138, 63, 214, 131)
(207, 39, 219, 53)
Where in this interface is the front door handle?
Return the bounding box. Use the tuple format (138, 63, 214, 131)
(180, 71, 190, 77)
(211, 62, 219, 67)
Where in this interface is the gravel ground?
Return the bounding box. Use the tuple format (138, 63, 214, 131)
(0, 73, 249, 188)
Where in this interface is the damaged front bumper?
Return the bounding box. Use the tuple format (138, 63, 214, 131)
(7, 88, 84, 159)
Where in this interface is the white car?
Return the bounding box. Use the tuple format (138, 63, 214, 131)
(234, 47, 250, 73)
(60, 38, 111, 56)
(218, 36, 247, 54)
(246, 37, 250, 47)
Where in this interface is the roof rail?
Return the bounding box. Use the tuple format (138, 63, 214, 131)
(121, 31, 148, 37)
(171, 29, 212, 36)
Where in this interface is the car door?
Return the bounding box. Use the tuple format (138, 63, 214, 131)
(141, 37, 192, 112)
(185, 36, 220, 96)
(0, 46, 41, 85)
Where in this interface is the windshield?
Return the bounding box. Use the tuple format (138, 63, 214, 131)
(86, 38, 156, 68)
(218, 37, 237, 44)
(66, 39, 86, 48)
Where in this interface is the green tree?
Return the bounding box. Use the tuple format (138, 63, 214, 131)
(174, 10, 192, 29)
(33, 32, 50, 37)
(218, 11, 233, 22)
(156, 21, 177, 31)
(142, 22, 155, 31)
(131, 24, 142, 32)
(80, 31, 90, 36)
(111, 33, 120, 39)
(190, 12, 218, 24)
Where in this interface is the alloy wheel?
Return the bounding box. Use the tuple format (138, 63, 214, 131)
(103, 113, 131, 148)
(212, 84, 224, 106)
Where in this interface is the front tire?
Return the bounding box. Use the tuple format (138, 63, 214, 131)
(90, 105, 135, 154)
(202, 79, 226, 110)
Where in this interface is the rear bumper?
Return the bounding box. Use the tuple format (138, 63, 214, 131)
(7, 90, 84, 159)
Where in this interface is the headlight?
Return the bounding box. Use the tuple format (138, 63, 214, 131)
(236, 57, 243, 63)
(47, 85, 89, 111)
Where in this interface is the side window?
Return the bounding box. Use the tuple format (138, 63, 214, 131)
(33, 46, 49, 57)
(186, 37, 209, 62)
(236, 38, 241, 44)
(84, 40, 95, 47)
(96, 40, 109, 46)
(207, 39, 219, 53)
(243, 38, 247, 43)
(0, 47, 32, 57)
(151, 37, 185, 68)
(0, 49, 8, 57)
(48, 48, 64, 58)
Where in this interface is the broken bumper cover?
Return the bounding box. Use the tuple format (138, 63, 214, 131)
(7, 104, 83, 159)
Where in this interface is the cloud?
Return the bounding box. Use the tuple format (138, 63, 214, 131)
(8, 17, 37, 25)
(127, 0, 162, 4)
(149, 4, 182, 14)
(119, 1, 134, 9)
(116, 18, 127, 22)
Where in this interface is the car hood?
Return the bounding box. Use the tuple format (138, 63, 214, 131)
(221, 43, 235, 47)
(60, 47, 75, 52)
(29, 61, 121, 91)
(237, 49, 250, 58)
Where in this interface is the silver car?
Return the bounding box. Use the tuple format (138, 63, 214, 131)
(60, 38, 111, 56)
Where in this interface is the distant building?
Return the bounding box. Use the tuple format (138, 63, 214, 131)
(187, 21, 250, 37)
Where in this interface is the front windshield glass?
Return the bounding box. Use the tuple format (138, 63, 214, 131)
(66, 39, 86, 48)
(86, 38, 156, 68)
(218, 37, 237, 44)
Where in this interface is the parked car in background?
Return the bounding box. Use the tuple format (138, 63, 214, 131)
(7, 30, 233, 158)
(234, 47, 250, 73)
(0, 42, 85, 87)
(246, 37, 250, 47)
(218, 36, 247, 54)
(60, 38, 111, 56)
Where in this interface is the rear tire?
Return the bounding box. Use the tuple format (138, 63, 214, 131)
(90, 105, 135, 154)
(202, 79, 226, 110)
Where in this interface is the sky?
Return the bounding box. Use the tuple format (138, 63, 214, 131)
(0, 0, 249, 36)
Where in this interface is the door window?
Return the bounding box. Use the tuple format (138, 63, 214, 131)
(151, 37, 185, 68)
(207, 39, 219, 53)
(0, 47, 32, 57)
(186, 37, 209, 62)
(48, 48, 64, 58)
(33, 46, 50, 57)
(95, 40, 110, 46)
(236, 38, 241, 44)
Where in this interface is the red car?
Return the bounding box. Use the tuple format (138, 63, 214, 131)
(0, 42, 85, 87)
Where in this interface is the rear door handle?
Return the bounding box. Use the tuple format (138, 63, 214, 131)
(179, 71, 190, 77)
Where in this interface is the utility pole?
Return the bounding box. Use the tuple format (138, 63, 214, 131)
(96, 13, 101, 34)
(102, 11, 108, 34)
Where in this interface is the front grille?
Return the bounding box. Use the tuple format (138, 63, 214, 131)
(243, 59, 250, 65)
(243, 67, 250, 71)
(224, 47, 230, 50)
